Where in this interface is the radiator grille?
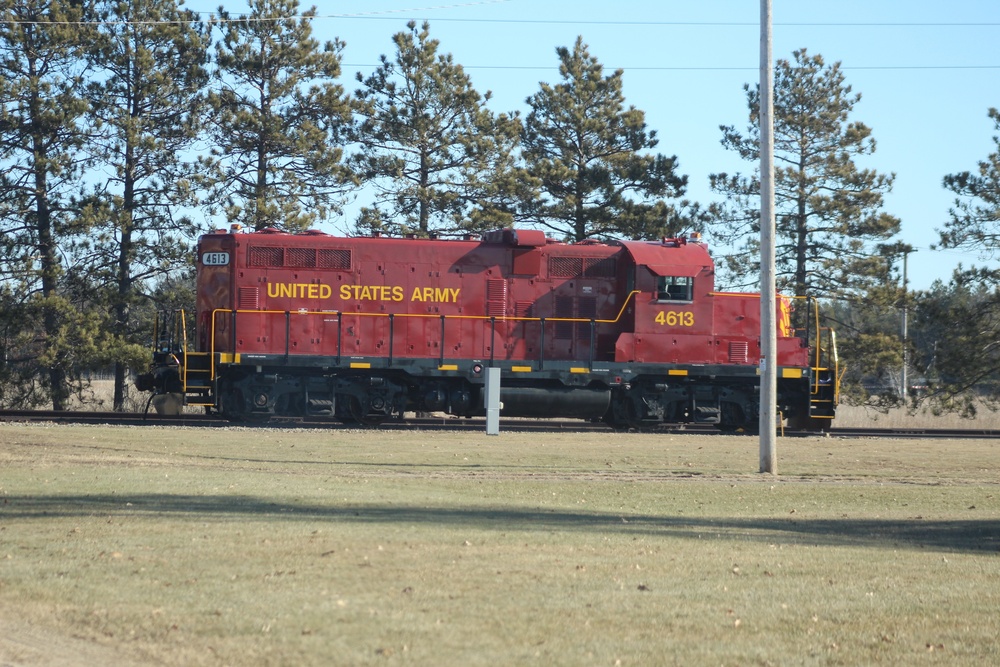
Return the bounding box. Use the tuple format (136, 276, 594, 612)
(286, 247, 316, 267)
(248, 246, 283, 267)
(584, 257, 616, 278)
(318, 248, 352, 270)
(549, 256, 583, 278)
(247, 245, 352, 270)
(549, 256, 616, 278)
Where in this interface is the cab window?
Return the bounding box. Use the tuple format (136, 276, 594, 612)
(657, 276, 693, 301)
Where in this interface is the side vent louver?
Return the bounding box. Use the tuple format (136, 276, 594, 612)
(238, 287, 259, 310)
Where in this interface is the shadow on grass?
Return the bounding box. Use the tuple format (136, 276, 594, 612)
(3, 494, 998, 555)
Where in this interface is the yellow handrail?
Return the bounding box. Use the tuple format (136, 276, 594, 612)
(203, 291, 643, 381)
(178, 310, 189, 393)
(188, 288, 839, 414)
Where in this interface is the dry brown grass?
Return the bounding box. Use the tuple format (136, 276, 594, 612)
(1, 423, 998, 666)
(834, 402, 1000, 430)
(70, 380, 201, 414)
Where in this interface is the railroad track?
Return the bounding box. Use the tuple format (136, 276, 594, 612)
(0, 409, 654, 433)
(3, 409, 1000, 439)
(0, 409, 226, 428)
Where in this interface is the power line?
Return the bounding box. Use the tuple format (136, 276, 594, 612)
(5, 5, 998, 71)
(343, 63, 1000, 72)
(0, 1, 511, 26)
(5, 7, 1000, 28)
(324, 18, 1000, 27)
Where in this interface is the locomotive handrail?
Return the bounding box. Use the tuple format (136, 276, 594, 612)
(788, 296, 840, 408)
(178, 309, 190, 393)
(210, 290, 640, 326)
(824, 327, 840, 404)
(203, 288, 834, 384)
(152, 308, 195, 393)
(205, 290, 641, 376)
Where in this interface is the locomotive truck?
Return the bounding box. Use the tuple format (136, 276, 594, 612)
(136, 226, 839, 431)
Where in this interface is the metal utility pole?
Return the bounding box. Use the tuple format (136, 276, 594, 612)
(900, 245, 914, 402)
(758, 0, 777, 474)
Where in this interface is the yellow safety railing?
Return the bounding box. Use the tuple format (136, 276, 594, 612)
(791, 296, 840, 410)
(203, 290, 644, 381)
(151, 309, 215, 402)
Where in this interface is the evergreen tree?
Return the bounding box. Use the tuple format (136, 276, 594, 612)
(0, 0, 98, 409)
(938, 107, 1000, 280)
(909, 108, 1000, 410)
(201, 0, 355, 232)
(522, 36, 690, 242)
(353, 20, 531, 237)
(825, 284, 906, 405)
(80, 0, 210, 411)
(710, 49, 900, 298)
(910, 275, 1000, 415)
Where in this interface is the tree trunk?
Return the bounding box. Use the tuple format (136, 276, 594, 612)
(33, 89, 68, 411)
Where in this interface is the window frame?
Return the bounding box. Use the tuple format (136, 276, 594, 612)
(656, 275, 694, 302)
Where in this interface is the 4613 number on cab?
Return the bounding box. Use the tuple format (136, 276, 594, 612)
(654, 310, 694, 327)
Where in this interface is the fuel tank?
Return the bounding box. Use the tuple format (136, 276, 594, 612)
(497, 386, 610, 419)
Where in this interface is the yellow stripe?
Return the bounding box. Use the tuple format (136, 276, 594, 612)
(350, 362, 371, 369)
(438, 364, 458, 371)
(668, 369, 688, 376)
(782, 368, 803, 379)
(570, 367, 589, 374)
(511, 366, 532, 372)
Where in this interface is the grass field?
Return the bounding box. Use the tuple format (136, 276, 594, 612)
(1, 423, 998, 666)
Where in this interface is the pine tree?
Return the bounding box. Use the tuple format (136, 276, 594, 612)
(77, 0, 210, 411)
(201, 0, 355, 232)
(709, 49, 900, 298)
(522, 37, 690, 242)
(353, 20, 532, 237)
(938, 107, 1000, 279)
(0, 0, 96, 409)
(910, 276, 1000, 413)
(908, 108, 1000, 409)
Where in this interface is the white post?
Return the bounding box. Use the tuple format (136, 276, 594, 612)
(759, 0, 778, 474)
(485, 367, 501, 435)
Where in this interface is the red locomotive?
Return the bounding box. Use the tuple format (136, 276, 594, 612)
(138, 227, 839, 430)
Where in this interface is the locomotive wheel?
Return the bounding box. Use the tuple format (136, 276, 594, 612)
(604, 392, 647, 431)
(347, 397, 387, 427)
(718, 401, 755, 433)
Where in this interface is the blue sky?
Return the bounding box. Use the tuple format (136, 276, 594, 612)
(186, 0, 1000, 290)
